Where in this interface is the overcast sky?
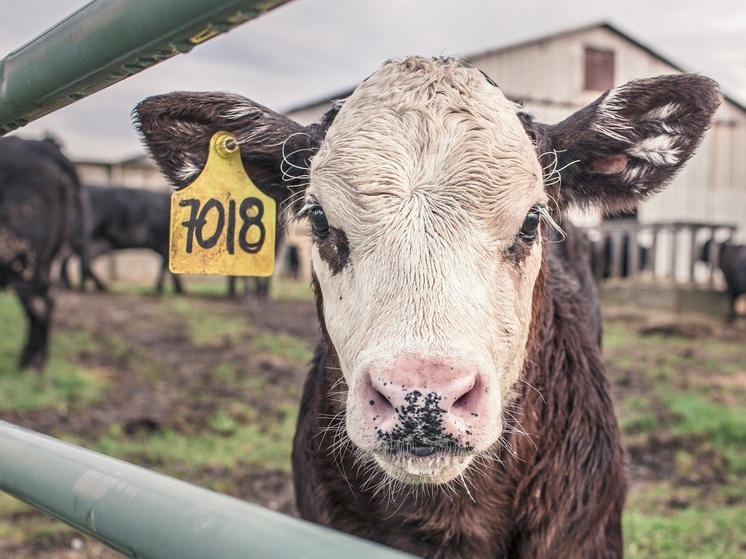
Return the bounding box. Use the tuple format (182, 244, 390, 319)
(2, 0, 745, 162)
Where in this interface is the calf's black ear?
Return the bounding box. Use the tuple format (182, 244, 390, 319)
(132, 92, 339, 203)
(541, 74, 722, 213)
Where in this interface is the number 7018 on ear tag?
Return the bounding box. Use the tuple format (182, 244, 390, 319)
(169, 131, 276, 277)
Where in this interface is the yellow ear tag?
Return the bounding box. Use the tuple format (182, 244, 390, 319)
(169, 132, 275, 277)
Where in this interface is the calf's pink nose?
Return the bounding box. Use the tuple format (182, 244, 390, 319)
(362, 356, 485, 447)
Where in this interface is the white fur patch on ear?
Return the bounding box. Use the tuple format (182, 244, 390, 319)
(642, 102, 683, 122)
(591, 89, 633, 143)
(222, 103, 264, 121)
(621, 164, 649, 187)
(175, 159, 203, 184)
(628, 135, 681, 166)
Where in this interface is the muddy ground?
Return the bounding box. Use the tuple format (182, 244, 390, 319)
(1, 288, 319, 558)
(1, 287, 744, 558)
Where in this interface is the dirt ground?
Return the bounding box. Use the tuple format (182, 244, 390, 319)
(1, 288, 744, 558)
(1, 288, 319, 558)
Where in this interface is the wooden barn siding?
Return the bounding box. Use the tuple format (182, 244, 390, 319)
(469, 27, 678, 112)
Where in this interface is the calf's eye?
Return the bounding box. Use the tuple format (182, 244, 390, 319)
(520, 207, 542, 240)
(310, 206, 330, 238)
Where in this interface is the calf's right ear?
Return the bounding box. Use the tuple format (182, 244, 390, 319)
(540, 74, 722, 214)
(132, 92, 331, 202)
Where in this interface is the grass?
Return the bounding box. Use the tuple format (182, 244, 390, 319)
(665, 392, 746, 447)
(78, 403, 298, 475)
(0, 293, 108, 413)
(0, 284, 314, 554)
(250, 332, 313, 363)
(167, 296, 248, 346)
(624, 505, 746, 558)
(602, 315, 746, 558)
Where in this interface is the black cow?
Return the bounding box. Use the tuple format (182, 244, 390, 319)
(701, 238, 746, 321)
(0, 136, 79, 369)
(60, 185, 183, 294)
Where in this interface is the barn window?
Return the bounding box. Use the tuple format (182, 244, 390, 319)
(584, 47, 615, 91)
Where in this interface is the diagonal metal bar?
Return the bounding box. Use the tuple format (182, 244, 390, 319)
(0, 0, 292, 134)
(0, 420, 418, 559)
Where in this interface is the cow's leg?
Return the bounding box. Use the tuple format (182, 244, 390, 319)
(87, 267, 108, 292)
(60, 254, 76, 290)
(254, 277, 271, 298)
(171, 271, 184, 295)
(13, 280, 53, 370)
(155, 260, 166, 294)
(155, 258, 183, 295)
(727, 292, 738, 323)
(226, 276, 250, 299)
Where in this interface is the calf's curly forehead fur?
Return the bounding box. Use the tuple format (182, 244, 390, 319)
(310, 57, 545, 240)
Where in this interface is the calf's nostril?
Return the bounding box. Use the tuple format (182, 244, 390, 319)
(450, 376, 481, 413)
(365, 379, 397, 415)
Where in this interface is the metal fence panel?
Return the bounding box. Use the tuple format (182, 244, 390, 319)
(0, 420, 418, 559)
(0, 0, 292, 133)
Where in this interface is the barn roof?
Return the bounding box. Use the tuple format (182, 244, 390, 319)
(286, 21, 746, 116)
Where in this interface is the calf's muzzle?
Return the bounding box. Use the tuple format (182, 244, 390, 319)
(362, 356, 486, 455)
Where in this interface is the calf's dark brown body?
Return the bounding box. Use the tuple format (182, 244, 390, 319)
(294, 222, 625, 558)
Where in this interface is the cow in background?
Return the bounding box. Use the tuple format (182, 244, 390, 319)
(701, 238, 746, 321)
(0, 136, 80, 369)
(60, 185, 184, 294)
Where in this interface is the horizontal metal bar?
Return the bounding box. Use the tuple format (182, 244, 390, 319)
(0, 0, 292, 134)
(0, 420, 418, 559)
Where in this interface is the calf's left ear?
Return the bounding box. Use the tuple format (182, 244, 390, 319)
(541, 74, 722, 213)
(132, 92, 332, 202)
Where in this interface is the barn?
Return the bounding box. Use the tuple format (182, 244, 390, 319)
(285, 22, 746, 302)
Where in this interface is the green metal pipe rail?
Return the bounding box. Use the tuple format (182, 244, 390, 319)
(0, 2, 417, 556)
(0, 421, 416, 558)
(0, 0, 293, 134)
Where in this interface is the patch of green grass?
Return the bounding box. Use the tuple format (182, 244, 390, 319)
(0, 493, 29, 539)
(601, 321, 641, 350)
(625, 505, 746, 558)
(167, 297, 248, 346)
(665, 392, 746, 447)
(271, 278, 314, 302)
(80, 404, 298, 475)
(250, 333, 313, 364)
(212, 362, 267, 392)
(0, 292, 108, 412)
(112, 276, 314, 301)
(619, 395, 658, 436)
(604, 316, 746, 558)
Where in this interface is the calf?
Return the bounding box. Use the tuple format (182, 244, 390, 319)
(701, 239, 746, 321)
(134, 57, 720, 558)
(60, 185, 183, 294)
(0, 136, 79, 369)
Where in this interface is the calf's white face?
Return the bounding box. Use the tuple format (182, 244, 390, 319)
(304, 59, 547, 483)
